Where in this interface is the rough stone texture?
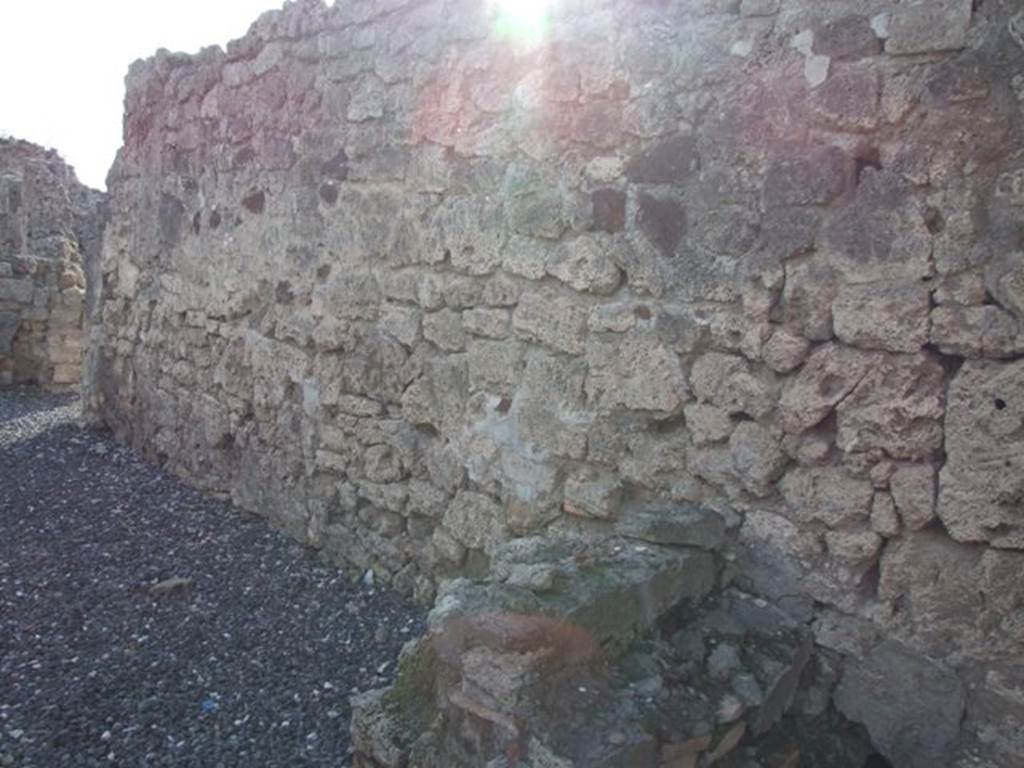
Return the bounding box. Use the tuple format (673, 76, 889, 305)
(835, 641, 966, 768)
(82, 1, 1024, 766)
(0, 139, 106, 388)
(938, 359, 1024, 548)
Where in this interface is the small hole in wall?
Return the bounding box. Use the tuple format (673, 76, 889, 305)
(275, 281, 295, 304)
(995, 398, 1007, 410)
(319, 183, 339, 205)
(854, 146, 882, 185)
(242, 190, 266, 214)
(209, 209, 222, 230)
(192, 212, 201, 235)
(923, 206, 945, 235)
(635, 305, 652, 320)
(496, 395, 512, 414)
(317, 264, 332, 282)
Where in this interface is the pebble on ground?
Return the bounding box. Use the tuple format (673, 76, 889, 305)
(0, 387, 424, 767)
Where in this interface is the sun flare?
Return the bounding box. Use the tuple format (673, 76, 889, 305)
(490, 0, 551, 46)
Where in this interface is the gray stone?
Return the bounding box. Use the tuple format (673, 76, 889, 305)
(879, 531, 1024, 663)
(0, 278, 34, 304)
(762, 327, 810, 374)
(729, 422, 787, 497)
(813, 16, 881, 61)
(781, 466, 874, 528)
(545, 235, 622, 295)
(833, 283, 930, 353)
(512, 291, 588, 355)
(615, 505, 726, 550)
(779, 343, 877, 433)
(835, 352, 946, 461)
(443, 490, 507, 552)
(585, 332, 688, 414)
(684, 403, 734, 446)
(763, 146, 851, 208)
(691, 352, 774, 420)
(624, 135, 700, 184)
(563, 473, 623, 520)
(889, 464, 936, 532)
(886, 0, 973, 55)
(835, 641, 966, 768)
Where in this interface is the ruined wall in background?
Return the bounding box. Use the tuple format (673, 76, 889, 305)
(0, 139, 106, 388)
(87, 0, 1024, 764)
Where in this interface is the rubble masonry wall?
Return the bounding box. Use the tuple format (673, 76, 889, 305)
(1, 139, 105, 388)
(85, 0, 1024, 764)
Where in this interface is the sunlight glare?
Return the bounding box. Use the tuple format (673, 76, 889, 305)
(490, 0, 551, 46)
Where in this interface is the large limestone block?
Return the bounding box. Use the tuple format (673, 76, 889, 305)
(832, 282, 930, 353)
(878, 531, 1024, 662)
(938, 359, 1024, 548)
(512, 290, 588, 355)
(835, 352, 946, 460)
(585, 331, 687, 414)
(834, 640, 965, 768)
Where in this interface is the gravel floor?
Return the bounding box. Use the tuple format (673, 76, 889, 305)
(0, 387, 424, 767)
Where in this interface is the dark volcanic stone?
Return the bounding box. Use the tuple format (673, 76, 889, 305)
(636, 193, 686, 255)
(764, 146, 852, 208)
(625, 135, 700, 184)
(592, 188, 626, 233)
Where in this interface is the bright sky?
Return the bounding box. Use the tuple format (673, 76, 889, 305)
(0, 0, 285, 190)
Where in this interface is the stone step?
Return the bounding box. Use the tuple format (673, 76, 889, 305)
(352, 577, 813, 768)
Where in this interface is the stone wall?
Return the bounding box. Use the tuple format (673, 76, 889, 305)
(86, 0, 1024, 765)
(0, 139, 106, 388)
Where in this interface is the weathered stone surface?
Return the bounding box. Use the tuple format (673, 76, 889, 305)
(691, 352, 774, 420)
(763, 146, 850, 208)
(684, 403, 733, 446)
(563, 472, 623, 520)
(512, 291, 588, 355)
(729, 422, 787, 497)
(585, 332, 687, 414)
(835, 640, 965, 768)
(832, 283, 930, 353)
(929, 304, 1024, 359)
(835, 352, 946, 461)
(889, 464, 936, 532)
(779, 343, 877, 434)
(781, 466, 874, 528)
(546, 235, 621, 295)
(814, 16, 882, 61)
(762, 327, 811, 374)
(443, 490, 507, 552)
(808, 71, 880, 133)
(886, 0, 973, 55)
(938, 359, 1024, 548)
(878, 531, 1024, 662)
(624, 135, 700, 184)
(615, 505, 726, 550)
